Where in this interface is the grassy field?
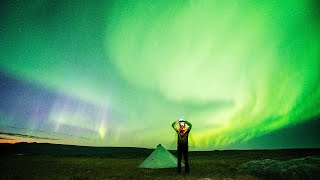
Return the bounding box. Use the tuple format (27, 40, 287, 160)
(0, 143, 319, 179)
(0, 154, 257, 179)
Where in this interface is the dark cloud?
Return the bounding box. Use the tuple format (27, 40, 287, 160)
(0, 132, 59, 141)
(0, 136, 13, 140)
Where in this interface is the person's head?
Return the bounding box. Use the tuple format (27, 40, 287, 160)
(179, 122, 185, 128)
(179, 119, 185, 128)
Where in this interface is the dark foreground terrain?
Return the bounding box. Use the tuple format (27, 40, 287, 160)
(0, 143, 319, 180)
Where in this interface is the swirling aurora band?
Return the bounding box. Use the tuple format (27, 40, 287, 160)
(0, 0, 319, 150)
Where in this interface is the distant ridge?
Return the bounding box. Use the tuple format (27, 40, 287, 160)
(0, 142, 153, 157)
(1, 142, 319, 158)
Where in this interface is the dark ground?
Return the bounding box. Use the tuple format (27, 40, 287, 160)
(0, 143, 319, 179)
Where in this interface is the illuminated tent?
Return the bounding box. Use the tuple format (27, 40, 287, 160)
(138, 144, 184, 169)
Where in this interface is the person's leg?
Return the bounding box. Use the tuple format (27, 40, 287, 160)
(183, 145, 189, 173)
(177, 145, 182, 173)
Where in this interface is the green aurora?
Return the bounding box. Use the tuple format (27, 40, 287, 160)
(0, 0, 319, 150)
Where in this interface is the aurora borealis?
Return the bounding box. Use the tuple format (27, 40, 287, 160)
(0, 0, 319, 150)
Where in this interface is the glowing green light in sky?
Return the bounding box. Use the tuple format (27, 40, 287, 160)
(106, 0, 320, 148)
(0, 0, 319, 149)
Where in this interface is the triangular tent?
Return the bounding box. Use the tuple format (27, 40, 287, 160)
(138, 144, 185, 168)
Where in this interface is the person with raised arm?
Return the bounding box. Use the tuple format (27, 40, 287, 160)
(172, 118, 192, 173)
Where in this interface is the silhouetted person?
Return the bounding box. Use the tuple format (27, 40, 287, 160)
(172, 119, 192, 173)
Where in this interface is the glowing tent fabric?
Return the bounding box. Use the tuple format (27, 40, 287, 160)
(138, 144, 184, 169)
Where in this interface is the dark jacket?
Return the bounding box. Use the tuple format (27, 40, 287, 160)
(172, 121, 192, 145)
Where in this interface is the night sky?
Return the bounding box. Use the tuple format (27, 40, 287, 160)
(0, 0, 319, 150)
